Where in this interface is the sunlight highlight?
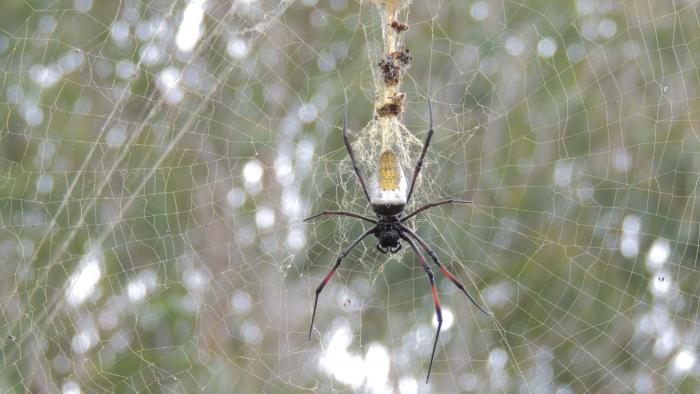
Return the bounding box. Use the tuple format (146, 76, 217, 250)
(320, 326, 364, 388)
(650, 271, 670, 297)
(320, 326, 391, 393)
(176, 0, 206, 52)
(646, 238, 670, 271)
(398, 376, 418, 394)
(620, 214, 641, 258)
(66, 244, 103, 306)
(673, 348, 696, 373)
(432, 308, 454, 330)
(62, 381, 81, 394)
(156, 67, 184, 104)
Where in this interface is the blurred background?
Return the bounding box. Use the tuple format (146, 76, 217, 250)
(1, 0, 699, 392)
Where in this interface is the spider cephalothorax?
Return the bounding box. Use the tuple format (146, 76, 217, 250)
(304, 100, 491, 383)
(374, 216, 402, 254)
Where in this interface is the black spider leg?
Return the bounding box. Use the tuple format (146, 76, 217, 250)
(401, 234, 442, 383)
(406, 99, 434, 205)
(304, 210, 377, 224)
(308, 226, 376, 340)
(401, 199, 472, 223)
(401, 225, 491, 316)
(342, 103, 372, 204)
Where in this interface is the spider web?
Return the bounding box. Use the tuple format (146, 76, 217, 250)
(1, 0, 699, 392)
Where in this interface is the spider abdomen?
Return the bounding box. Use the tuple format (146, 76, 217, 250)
(378, 150, 401, 190)
(370, 150, 407, 216)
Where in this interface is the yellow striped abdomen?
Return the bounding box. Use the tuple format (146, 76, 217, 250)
(371, 149, 407, 214)
(378, 150, 400, 191)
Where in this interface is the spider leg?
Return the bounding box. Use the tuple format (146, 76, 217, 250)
(401, 199, 472, 223)
(402, 226, 491, 316)
(341, 103, 372, 204)
(304, 210, 377, 224)
(402, 235, 442, 383)
(406, 99, 434, 205)
(309, 226, 376, 340)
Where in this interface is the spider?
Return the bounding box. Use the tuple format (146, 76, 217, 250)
(304, 100, 491, 383)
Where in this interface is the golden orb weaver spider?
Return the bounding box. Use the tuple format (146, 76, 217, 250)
(304, 100, 491, 383)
